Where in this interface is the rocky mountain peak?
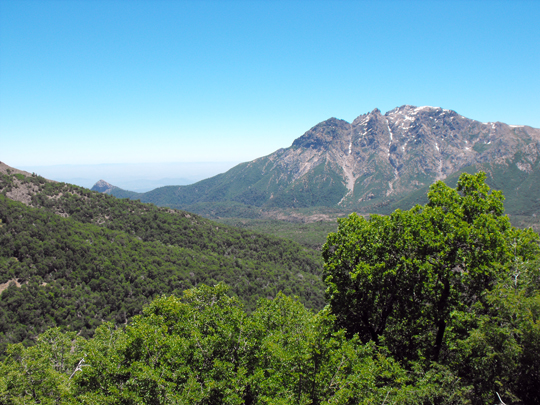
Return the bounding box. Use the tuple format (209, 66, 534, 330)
(91, 180, 116, 194)
(291, 117, 350, 150)
(259, 105, 540, 209)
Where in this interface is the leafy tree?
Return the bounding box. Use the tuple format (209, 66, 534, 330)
(322, 172, 539, 363)
(73, 284, 254, 404)
(248, 293, 463, 405)
(449, 259, 540, 404)
(0, 328, 84, 404)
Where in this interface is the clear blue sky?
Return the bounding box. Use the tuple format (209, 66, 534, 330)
(2, 0, 539, 170)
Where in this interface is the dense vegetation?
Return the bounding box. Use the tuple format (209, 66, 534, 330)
(0, 172, 539, 403)
(0, 173, 325, 352)
(1, 268, 539, 404)
(215, 218, 340, 250)
(0, 285, 463, 404)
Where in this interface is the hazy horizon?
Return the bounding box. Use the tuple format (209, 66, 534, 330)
(17, 161, 243, 192)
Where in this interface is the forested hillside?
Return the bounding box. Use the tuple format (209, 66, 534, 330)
(0, 171, 325, 352)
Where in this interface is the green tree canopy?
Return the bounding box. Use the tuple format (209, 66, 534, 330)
(322, 172, 539, 363)
(0, 284, 470, 404)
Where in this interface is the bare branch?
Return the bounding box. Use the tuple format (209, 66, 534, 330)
(69, 357, 86, 379)
(381, 390, 390, 405)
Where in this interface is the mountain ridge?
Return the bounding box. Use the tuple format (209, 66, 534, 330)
(93, 105, 540, 220)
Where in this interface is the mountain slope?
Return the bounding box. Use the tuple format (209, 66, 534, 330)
(102, 106, 540, 218)
(0, 168, 325, 349)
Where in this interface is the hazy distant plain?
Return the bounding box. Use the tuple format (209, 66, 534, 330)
(19, 161, 242, 192)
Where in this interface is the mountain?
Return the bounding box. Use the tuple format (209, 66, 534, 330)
(90, 179, 116, 193)
(90, 179, 139, 199)
(97, 106, 540, 220)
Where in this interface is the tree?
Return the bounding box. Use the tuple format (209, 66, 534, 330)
(322, 172, 539, 363)
(449, 258, 540, 404)
(0, 328, 84, 404)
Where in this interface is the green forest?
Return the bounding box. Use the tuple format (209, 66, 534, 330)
(1, 172, 539, 404)
(0, 172, 325, 351)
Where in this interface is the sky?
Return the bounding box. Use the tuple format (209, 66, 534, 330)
(1, 0, 539, 189)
